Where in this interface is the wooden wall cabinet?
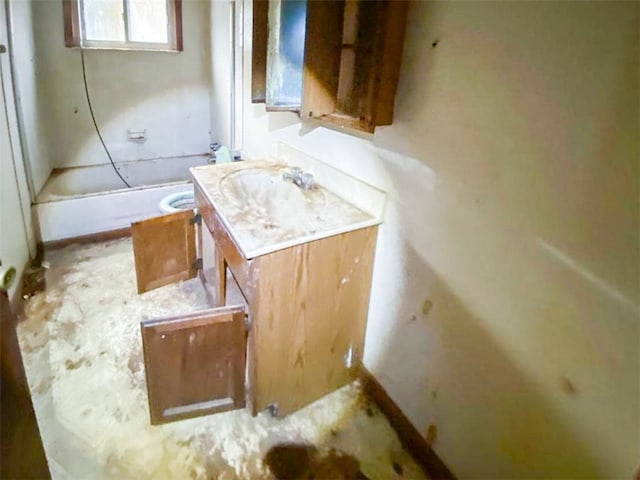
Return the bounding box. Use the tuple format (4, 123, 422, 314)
(131, 183, 377, 423)
(301, 0, 408, 133)
(253, 0, 408, 133)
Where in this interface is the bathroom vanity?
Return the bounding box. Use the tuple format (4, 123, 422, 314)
(131, 148, 385, 424)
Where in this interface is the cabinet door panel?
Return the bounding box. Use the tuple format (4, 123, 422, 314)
(252, 226, 377, 416)
(301, 0, 343, 119)
(131, 210, 197, 294)
(141, 306, 246, 424)
(301, 0, 408, 133)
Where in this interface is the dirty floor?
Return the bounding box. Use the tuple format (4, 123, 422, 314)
(17, 238, 427, 479)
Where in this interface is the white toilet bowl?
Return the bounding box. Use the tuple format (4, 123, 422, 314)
(158, 190, 195, 214)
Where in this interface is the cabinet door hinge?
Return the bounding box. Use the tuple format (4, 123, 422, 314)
(190, 213, 202, 225)
(267, 403, 279, 418)
(244, 313, 251, 330)
(192, 258, 203, 270)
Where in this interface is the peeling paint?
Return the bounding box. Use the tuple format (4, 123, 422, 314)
(561, 377, 578, 396)
(422, 300, 433, 316)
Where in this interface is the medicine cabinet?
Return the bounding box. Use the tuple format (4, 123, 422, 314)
(252, 0, 408, 133)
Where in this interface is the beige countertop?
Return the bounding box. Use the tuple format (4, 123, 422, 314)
(190, 159, 384, 259)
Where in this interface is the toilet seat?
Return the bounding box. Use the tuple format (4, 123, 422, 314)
(158, 190, 195, 214)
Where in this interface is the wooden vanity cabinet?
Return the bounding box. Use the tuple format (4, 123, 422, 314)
(131, 182, 378, 424)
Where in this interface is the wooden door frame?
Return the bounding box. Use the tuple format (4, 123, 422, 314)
(1, 291, 50, 478)
(1, 0, 37, 254)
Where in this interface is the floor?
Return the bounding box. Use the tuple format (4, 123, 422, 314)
(17, 238, 427, 479)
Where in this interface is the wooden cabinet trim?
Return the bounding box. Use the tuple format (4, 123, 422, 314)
(211, 211, 255, 300)
(194, 182, 214, 232)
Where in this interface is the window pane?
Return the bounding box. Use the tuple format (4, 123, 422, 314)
(83, 0, 125, 42)
(128, 0, 169, 44)
(266, 0, 307, 107)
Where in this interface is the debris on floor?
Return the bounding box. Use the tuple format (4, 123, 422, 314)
(17, 238, 427, 479)
(21, 260, 48, 299)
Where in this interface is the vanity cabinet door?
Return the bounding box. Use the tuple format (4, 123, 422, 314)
(131, 210, 197, 294)
(141, 305, 247, 425)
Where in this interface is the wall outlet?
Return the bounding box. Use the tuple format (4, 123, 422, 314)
(127, 129, 146, 143)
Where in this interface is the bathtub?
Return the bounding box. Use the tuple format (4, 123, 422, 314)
(35, 154, 211, 242)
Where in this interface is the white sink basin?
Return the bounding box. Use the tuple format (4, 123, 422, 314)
(219, 167, 328, 226)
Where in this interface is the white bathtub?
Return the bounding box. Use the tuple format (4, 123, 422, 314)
(35, 155, 210, 242)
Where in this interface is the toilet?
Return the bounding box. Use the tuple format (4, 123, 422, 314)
(158, 190, 195, 214)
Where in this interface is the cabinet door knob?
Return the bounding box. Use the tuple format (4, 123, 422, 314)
(0, 44, 7, 54)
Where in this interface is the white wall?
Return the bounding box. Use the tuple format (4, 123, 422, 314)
(209, 0, 233, 148)
(1, 1, 35, 301)
(30, 0, 212, 175)
(8, 0, 51, 197)
(238, 1, 640, 477)
(0, 85, 30, 301)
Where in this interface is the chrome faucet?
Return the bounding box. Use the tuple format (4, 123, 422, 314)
(283, 167, 314, 190)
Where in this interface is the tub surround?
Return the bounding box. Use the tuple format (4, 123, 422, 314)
(190, 152, 385, 259)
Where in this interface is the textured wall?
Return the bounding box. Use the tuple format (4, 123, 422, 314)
(239, 1, 640, 477)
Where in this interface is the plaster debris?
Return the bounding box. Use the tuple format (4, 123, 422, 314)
(17, 237, 427, 479)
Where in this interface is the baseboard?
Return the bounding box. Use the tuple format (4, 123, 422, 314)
(12, 228, 132, 315)
(9, 229, 131, 309)
(41, 227, 131, 251)
(358, 367, 455, 480)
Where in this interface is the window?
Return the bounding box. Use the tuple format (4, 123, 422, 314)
(63, 0, 183, 51)
(265, 0, 307, 110)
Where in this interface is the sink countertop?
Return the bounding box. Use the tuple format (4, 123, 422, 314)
(190, 159, 384, 259)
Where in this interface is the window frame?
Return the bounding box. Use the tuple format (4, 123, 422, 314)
(63, 0, 183, 52)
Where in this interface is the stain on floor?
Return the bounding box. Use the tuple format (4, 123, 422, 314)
(17, 238, 427, 479)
